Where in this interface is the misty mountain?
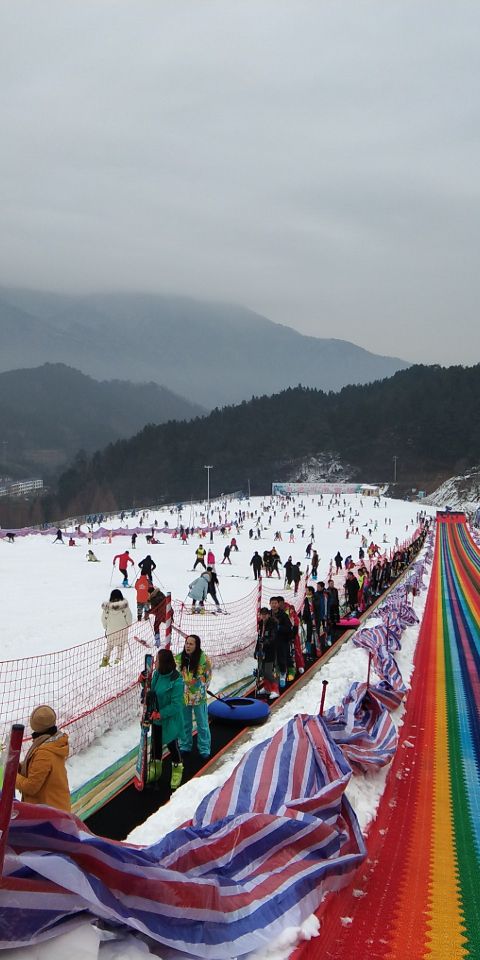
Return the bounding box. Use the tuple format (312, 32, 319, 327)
(0, 288, 410, 408)
(48, 363, 480, 519)
(0, 363, 203, 475)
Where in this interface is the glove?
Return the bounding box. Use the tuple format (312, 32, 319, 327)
(150, 711, 161, 721)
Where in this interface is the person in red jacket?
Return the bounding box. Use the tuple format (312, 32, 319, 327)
(113, 550, 134, 586)
(135, 574, 150, 620)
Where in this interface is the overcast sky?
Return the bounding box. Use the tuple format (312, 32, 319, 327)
(1, 1, 479, 364)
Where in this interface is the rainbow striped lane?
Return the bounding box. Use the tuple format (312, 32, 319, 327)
(292, 512, 480, 960)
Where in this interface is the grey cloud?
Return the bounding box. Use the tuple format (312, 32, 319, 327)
(1, 0, 479, 364)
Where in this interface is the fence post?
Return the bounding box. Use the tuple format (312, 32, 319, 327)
(319, 680, 329, 716)
(164, 592, 172, 650)
(0, 724, 24, 880)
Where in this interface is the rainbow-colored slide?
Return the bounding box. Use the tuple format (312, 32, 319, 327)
(293, 512, 480, 960)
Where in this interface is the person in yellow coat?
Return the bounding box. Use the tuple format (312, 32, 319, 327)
(15, 704, 71, 813)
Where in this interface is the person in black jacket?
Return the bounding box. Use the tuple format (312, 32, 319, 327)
(290, 562, 302, 595)
(138, 554, 156, 583)
(250, 551, 263, 580)
(326, 579, 340, 644)
(283, 556, 294, 586)
(255, 607, 279, 700)
(345, 572, 360, 612)
(269, 596, 292, 689)
(334, 551, 343, 573)
(206, 566, 222, 611)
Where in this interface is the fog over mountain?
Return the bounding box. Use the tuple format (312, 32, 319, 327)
(0, 288, 410, 408)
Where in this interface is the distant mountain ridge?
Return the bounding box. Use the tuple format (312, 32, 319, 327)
(0, 363, 203, 475)
(0, 287, 411, 408)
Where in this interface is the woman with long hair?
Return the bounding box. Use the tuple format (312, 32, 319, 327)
(176, 634, 212, 759)
(148, 648, 185, 789)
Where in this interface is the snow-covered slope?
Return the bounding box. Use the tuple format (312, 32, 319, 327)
(424, 467, 480, 512)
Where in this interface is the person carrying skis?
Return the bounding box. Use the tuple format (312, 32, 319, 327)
(255, 607, 279, 700)
(113, 549, 134, 586)
(193, 544, 207, 570)
(138, 554, 156, 583)
(175, 634, 212, 759)
(188, 571, 211, 613)
(135, 573, 151, 621)
(100, 589, 133, 666)
(147, 648, 185, 789)
(250, 550, 263, 580)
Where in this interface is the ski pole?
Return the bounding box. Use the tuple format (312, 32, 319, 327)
(319, 680, 328, 716)
(207, 689, 235, 710)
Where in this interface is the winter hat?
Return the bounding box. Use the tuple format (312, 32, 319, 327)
(30, 704, 57, 733)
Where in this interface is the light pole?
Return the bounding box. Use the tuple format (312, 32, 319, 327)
(247, 478, 251, 499)
(204, 465, 213, 522)
(393, 456, 398, 483)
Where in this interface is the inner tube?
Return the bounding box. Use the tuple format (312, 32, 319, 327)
(208, 696, 270, 725)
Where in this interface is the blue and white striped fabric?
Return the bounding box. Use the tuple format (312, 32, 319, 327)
(0, 715, 366, 957)
(325, 682, 398, 772)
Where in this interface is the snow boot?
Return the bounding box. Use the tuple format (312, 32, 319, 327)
(147, 760, 162, 784)
(279, 674, 286, 690)
(100, 655, 110, 668)
(287, 669, 296, 682)
(122, 578, 128, 587)
(170, 763, 184, 790)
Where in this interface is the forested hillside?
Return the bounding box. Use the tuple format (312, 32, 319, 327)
(48, 364, 479, 518)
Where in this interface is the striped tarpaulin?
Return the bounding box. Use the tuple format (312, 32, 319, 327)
(0, 715, 366, 957)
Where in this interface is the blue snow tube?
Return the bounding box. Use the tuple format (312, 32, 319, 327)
(208, 696, 270, 725)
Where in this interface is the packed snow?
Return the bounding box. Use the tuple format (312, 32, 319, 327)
(0, 492, 435, 960)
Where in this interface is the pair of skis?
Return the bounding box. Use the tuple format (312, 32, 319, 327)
(133, 653, 154, 791)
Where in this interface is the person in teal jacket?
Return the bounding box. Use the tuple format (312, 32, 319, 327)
(148, 648, 185, 789)
(175, 634, 212, 759)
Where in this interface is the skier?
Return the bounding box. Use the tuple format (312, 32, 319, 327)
(113, 549, 134, 586)
(334, 551, 343, 573)
(138, 554, 156, 583)
(193, 544, 207, 570)
(53, 529, 64, 544)
(131, 532, 137, 548)
(146, 586, 167, 645)
(221, 544, 232, 564)
(147, 649, 185, 789)
(175, 634, 212, 759)
(86, 549, 100, 561)
(135, 573, 151, 621)
(207, 548, 216, 567)
(250, 550, 263, 580)
(230, 536, 239, 552)
(188, 571, 211, 613)
(310, 549, 319, 580)
(206, 566, 222, 611)
(100, 589, 133, 666)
